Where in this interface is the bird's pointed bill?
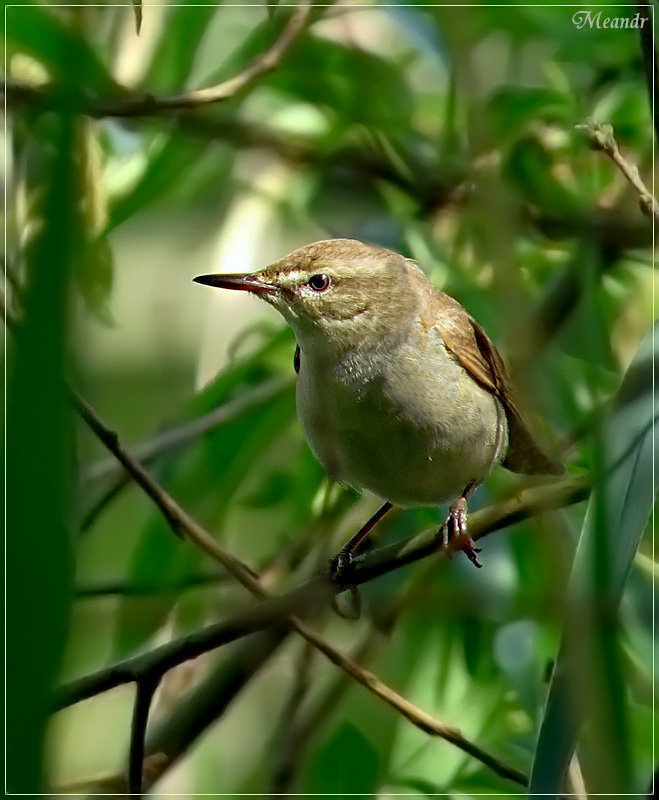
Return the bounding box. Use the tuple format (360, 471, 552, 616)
(193, 273, 277, 296)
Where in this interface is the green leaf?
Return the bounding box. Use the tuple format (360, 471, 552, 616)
(504, 135, 581, 217)
(206, 25, 414, 127)
(141, 6, 218, 92)
(5, 3, 118, 95)
(107, 133, 213, 232)
(488, 87, 572, 138)
(303, 722, 380, 798)
(6, 114, 76, 793)
(76, 235, 114, 324)
(111, 333, 295, 656)
(530, 326, 657, 797)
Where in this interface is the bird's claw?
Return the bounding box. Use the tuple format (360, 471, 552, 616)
(329, 547, 363, 584)
(329, 549, 363, 619)
(439, 497, 482, 568)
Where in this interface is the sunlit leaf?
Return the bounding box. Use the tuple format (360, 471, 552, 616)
(6, 3, 118, 94)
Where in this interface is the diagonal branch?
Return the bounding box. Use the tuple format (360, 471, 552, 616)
(70, 392, 581, 785)
(577, 119, 659, 223)
(5, 0, 313, 118)
(78, 375, 294, 533)
(73, 391, 265, 594)
(83, 375, 293, 483)
(55, 468, 587, 710)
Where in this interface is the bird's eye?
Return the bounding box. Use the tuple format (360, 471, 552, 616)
(308, 273, 332, 292)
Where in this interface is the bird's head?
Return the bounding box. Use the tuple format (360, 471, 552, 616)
(194, 239, 419, 354)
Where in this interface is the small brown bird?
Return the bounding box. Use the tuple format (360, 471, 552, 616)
(195, 239, 563, 573)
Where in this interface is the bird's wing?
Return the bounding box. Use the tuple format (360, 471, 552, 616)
(434, 292, 564, 476)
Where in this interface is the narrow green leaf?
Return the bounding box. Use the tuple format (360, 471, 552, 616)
(530, 326, 657, 796)
(141, 6, 217, 92)
(131, 0, 143, 36)
(6, 114, 77, 793)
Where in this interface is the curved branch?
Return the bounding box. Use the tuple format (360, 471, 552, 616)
(5, 0, 313, 118)
(53, 580, 324, 709)
(71, 389, 587, 786)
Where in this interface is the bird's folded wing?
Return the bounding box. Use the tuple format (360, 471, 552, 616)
(434, 293, 564, 476)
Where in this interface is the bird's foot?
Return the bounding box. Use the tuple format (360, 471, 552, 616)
(328, 548, 364, 619)
(439, 497, 482, 568)
(329, 547, 364, 585)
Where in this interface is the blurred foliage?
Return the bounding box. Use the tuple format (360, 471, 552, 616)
(4, 1, 656, 796)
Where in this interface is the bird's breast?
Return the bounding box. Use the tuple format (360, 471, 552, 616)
(295, 335, 508, 507)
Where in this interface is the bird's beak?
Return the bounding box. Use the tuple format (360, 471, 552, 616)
(193, 273, 278, 297)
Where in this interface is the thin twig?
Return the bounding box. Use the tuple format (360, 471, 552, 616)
(270, 609, 396, 794)
(53, 580, 325, 709)
(78, 376, 293, 533)
(71, 385, 589, 786)
(75, 573, 224, 599)
(289, 613, 529, 785)
(577, 119, 659, 223)
(56, 404, 586, 791)
(55, 475, 587, 709)
(128, 676, 159, 795)
(72, 391, 265, 592)
(5, 0, 313, 118)
(83, 375, 293, 483)
(52, 630, 290, 795)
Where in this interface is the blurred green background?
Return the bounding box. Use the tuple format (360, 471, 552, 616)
(4, 1, 656, 797)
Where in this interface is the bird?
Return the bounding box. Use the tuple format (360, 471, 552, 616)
(194, 238, 564, 575)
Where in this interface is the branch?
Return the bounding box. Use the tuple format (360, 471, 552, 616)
(142, 628, 289, 790)
(5, 0, 313, 118)
(52, 630, 291, 795)
(71, 392, 587, 785)
(78, 376, 294, 533)
(56, 475, 587, 709)
(55, 466, 585, 792)
(72, 392, 266, 594)
(577, 119, 659, 223)
(53, 580, 325, 709)
(83, 375, 293, 483)
(128, 676, 159, 795)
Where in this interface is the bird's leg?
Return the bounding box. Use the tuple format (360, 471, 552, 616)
(330, 501, 393, 583)
(438, 482, 482, 568)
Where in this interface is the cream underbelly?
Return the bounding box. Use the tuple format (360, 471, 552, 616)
(296, 344, 508, 507)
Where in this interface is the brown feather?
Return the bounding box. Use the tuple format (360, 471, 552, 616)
(432, 290, 564, 476)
